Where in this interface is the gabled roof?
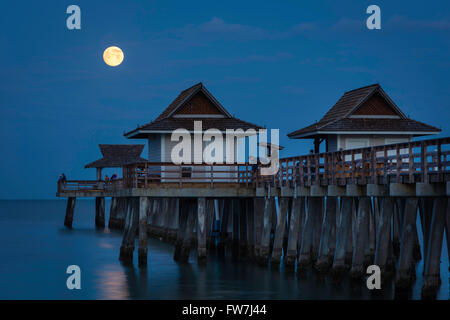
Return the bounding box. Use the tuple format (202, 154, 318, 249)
(155, 82, 231, 120)
(125, 82, 262, 138)
(85, 144, 147, 168)
(288, 84, 440, 138)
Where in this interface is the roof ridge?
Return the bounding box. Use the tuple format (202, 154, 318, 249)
(344, 83, 379, 94)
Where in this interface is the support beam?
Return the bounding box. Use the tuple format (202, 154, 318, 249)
(422, 197, 447, 298)
(232, 199, 240, 259)
(64, 197, 76, 228)
(332, 197, 353, 275)
(271, 197, 290, 266)
(138, 197, 149, 267)
(316, 196, 337, 273)
(259, 197, 274, 265)
(217, 199, 231, 255)
(285, 197, 305, 269)
(119, 198, 139, 264)
(395, 197, 419, 289)
(246, 199, 255, 260)
(205, 199, 215, 251)
(196, 197, 207, 264)
(95, 197, 105, 229)
(166, 199, 179, 243)
(374, 197, 394, 274)
(239, 198, 248, 258)
(350, 197, 371, 279)
(419, 198, 433, 270)
(253, 198, 265, 261)
(112, 197, 127, 230)
(179, 199, 197, 263)
(299, 197, 323, 268)
(108, 197, 118, 229)
(173, 199, 188, 261)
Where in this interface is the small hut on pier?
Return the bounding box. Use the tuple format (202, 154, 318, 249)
(124, 82, 263, 179)
(287, 84, 441, 153)
(85, 144, 147, 180)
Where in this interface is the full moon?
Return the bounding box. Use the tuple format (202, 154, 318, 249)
(103, 46, 124, 67)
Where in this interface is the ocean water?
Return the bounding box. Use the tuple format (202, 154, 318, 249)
(0, 200, 447, 300)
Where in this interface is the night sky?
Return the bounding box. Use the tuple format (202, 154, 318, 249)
(1, 1, 449, 199)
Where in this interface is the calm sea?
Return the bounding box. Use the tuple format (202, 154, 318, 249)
(0, 200, 447, 300)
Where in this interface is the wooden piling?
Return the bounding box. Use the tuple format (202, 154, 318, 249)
(108, 197, 118, 229)
(298, 197, 323, 268)
(350, 197, 371, 279)
(446, 200, 450, 266)
(164, 198, 179, 243)
(217, 199, 231, 255)
(259, 197, 275, 265)
(316, 196, 337, 273)
(285, 197, 305, 269)
(232, 199, 240, 259)
(246, 198, 255, 260)
(95, 197, 105, 229)
(271, 197, 290, 266)
(64, 197, 76, 228)
(374, 197, 394, 274)
(311, 197, 324, 263)
(239, 199, 248, 258)
(196, 197, 207, 264)
(332, 197, 353, 275)
(205, 199, 215, 251)
(392, 199, 403, 257)
(253, 198, 265, 261)
(174, 198, 188, 262)
(179, 199, 197, 263)
(109, 197, 127, 230)
(138, 197, 149, 267)
(395, 197, 419, 289)
(419, 198, 433, 271)
(422, 197, 447, 297)
(119, 198, 139, 264)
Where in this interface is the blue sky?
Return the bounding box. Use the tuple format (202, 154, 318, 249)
(1, 0, 449, 199)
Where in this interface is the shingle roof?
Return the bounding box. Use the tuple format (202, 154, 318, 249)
(155, 82, 203, 121)
(85, 144, 147, 168)
(288, 84, 440, 138)
(125, 117, 262, 138)
(125, 82, 262, 138)
(314, 118, 440, 132)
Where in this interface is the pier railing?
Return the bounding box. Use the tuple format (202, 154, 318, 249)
(57, 137, 450, 193)
(265, 136, 450, 188)
(122, 163, 254, 188)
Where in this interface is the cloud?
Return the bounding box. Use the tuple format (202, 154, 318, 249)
(153, 17, 318, 43)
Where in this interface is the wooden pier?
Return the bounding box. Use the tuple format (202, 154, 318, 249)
(57, 137, 450, 298)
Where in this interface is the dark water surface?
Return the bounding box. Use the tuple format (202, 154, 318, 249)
(0, 200, 447, 300)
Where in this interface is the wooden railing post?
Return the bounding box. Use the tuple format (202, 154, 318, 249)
(307, 156, 311, 186)
(421, 141, 427, 183)
(371, 147, 376, 184)
(408, 143, 413, 183)
(396, 144, 401, 183)
(351, 150, 355, 184)
(437, 141, 442, 181)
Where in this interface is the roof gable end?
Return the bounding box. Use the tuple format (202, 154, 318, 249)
(156, 83, 232, 121)
(348, 86, 406, 119)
